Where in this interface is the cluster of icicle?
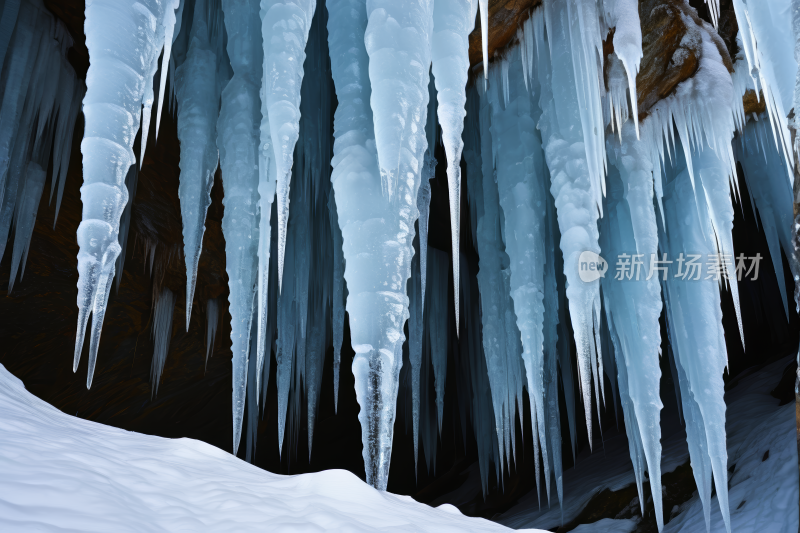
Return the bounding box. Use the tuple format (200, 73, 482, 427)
(0, 0, 84, 293)
(3, 0, 797, 527)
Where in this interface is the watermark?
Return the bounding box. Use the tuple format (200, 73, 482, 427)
(578, 251, 608, 282)
(579, 252, 763, 282)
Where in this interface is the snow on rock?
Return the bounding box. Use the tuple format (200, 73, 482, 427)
(0, 363, 544, 533)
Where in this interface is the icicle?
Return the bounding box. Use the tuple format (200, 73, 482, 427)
(328, 0, 433, 490)
(174, 0, 221, 329)
(155, 0, 181, 141)
(427, 247, 449, 432)
(478, 0, 489, 79)
(659, 135, 732, 533)
(537, 2, 603, 444)
(205, 298, 219, 369)
(75, 0, 172, 387)
(487, 43, 551, 500)
(7, 162, 46, 292)
(217, 0, 263, 455)
(329, 192, 345, 412)
(731, 0, 796, 176)
(736, 118, 796, 319)
(603, 0, 642, 137)
(150, 288, 176, 398)
(601, 123, 664, 530)
(261, 0, 317, 293)
(431, 0, 479, 338)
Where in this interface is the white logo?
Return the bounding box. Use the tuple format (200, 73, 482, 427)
(578, 251, 608, 282)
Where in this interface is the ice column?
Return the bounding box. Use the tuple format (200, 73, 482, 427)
(174, 0, 221, 329)
(217, 0, 263, 454)
(75, 0, 172, 387)
(431, 0, 478, 336)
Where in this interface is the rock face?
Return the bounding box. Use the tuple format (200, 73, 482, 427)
(467, 0, 541, 67)
(636, 0, 733, 119)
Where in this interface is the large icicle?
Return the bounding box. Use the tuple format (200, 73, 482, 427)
(487, 44, 551, 501)
(174, 0, 221, 329)
(600, 122, 664, 530)
(659, 142, 732, 533)
(261, 0, 317, 292)
(217, 0, 263, 454)
(537, 2, 604, 443)
(75, 0, 173, 387)
(431, 0, 478, 337)
(328, 0, 433, 490)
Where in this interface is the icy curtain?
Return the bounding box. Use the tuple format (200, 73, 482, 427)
(0, 0, 84, 289)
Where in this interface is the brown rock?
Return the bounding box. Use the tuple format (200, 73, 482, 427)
(467, 0, 541, 67)
(742, 89, 767, 117)
(637, 0, 733, 121)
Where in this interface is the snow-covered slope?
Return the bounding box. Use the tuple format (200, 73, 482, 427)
(0, 363, 545, 533)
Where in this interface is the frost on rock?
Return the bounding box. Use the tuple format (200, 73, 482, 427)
(431, 0, 478, 337)
(75, 0, 175, 389)
(174, 0, 224, 329)
(217, 0, 263, 454)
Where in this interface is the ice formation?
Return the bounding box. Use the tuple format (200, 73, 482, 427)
(173, 0, 224, 329)
(2, 0, 795, 520)
(217, 0, 263, 454)
(431, 0, 478, 336)
(150, 288, 177, 397)
(75, 0, 178, 389)
(0, 0, 83, 280)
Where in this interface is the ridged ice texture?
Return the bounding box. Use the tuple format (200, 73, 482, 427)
(217, 0, 263, 455)
(261, 0, 316, 292)
(732, 0, 796, 174)
(150, 288, 176, 398)
(600, 122, 664, 530)
(328, 0, 432, 490)
(660, 142, 731, 533)
(431, 0, 478, 337)
(537, 2, 603, 444)
(75, 0, 172, 388)
(487, 45, 551, 502)
(174, 0, 221, 330)
(735, 118, 796, 318)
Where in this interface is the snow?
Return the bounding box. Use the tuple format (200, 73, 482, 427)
(0, 362, 547, 533)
